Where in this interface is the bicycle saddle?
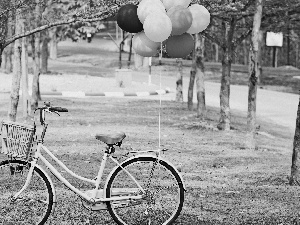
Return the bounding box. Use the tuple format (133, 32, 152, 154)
(95, 132, 126, 145)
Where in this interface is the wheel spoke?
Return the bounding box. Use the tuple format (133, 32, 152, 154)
(0, 160, 54, 225)
(106, 157, 184, 225)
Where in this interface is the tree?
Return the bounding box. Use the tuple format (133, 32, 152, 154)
(193, 0, 300, 130)
(8, 7, 23, 121)
(1, 0, 129, 121)
(290, 95, 300, 185)
(41, 30, 49, 74)
(195, 33, 206, 118)
(197, 0, 254, 130)
(176, 59, 183, 102)
(188, 34, 196, 110)
(49, 27, 58, 59)
(21, 20, 30, 119)
(31, 0, 42, 112)
(246, 0, 263, 150)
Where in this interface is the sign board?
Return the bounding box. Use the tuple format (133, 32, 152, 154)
(266, 32, 283, 47)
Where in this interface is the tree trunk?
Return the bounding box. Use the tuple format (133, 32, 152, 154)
(242, 19, 248, 65)
(296, 39, 299, 68)
(218, 48, 232, 130)
(195, 34, 206, 118)
(243, 39, 248, 65)
(218, 19, 236, 131)
(22, 33, 30, 119)
(188, 66, 196, 110)
(176, 59, 183, 102)
(214, 43, 219, 62)
(188, 37, 196, 110)
(2, 14, 13, 73)
(41, 31, 49, 74)
(1, 48, 7, 71)
(290, 95, 300, 185)
(49, 27, 57, 59)
(257, 30, 263, 84)
(127, 34, 133, 69)
(8, 11, 23, 121)
(31, 0, 42, 112)
(246, 0, 263, 150)
(119, 41, 123, 69)
(287, 26, 290, 65)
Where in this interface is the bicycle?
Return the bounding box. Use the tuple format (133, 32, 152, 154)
(0, 102, 185, 225)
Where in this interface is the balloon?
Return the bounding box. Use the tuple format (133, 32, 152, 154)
(143, 12, 172, 42)
(137, 0, 166, 24)
(162, 0, 191, 11)
(165, 33, 194, 58)
(132, 31, 160, 57)
(117, 4, 143, 33)
(187, 4, 210, 34)
(167, 5, 193, 35)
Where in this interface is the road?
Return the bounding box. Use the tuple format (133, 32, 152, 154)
(132, 72, 299, 134)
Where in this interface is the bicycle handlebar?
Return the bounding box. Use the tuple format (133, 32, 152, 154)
(48, 106, 68, 113)
(34, 102, 68, 125)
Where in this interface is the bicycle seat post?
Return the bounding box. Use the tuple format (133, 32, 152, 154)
(105, 145, 115, 154)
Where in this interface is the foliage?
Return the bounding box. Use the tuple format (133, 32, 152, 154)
(0, 0, 138, 49)
(189, 0, 300, 48)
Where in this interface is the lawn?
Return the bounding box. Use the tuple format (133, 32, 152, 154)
(0, 94, 298, 224)
(1, 35, 299, 224)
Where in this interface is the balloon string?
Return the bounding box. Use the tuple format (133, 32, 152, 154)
(158, 42, 163, 150)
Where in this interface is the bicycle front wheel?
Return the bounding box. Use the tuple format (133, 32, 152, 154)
(0, 160, 54, 225)
(106, 156, 184, 225)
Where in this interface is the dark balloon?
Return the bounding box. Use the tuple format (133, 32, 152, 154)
(165, 33, 194, 58)
(117, 4, 144, 33)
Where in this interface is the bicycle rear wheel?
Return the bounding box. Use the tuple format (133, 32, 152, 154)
(0, 160, 54, 225)
(106, 156, 184, 225)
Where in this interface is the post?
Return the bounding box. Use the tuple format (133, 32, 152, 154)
(148, 57, 152, 85)
(272, 46, 277, 68)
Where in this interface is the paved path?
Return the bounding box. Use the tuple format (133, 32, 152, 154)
(1, 70, 298, 134)
(132, 72, 299, 133)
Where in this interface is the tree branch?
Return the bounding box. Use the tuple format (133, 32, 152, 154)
(201, 30, 222, 47)
(234, 28, 252, 47)
(3, 5, 119, 48)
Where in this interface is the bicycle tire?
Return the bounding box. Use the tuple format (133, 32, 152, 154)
(0, 159, 54, 225)
(106, 156, 184, 225)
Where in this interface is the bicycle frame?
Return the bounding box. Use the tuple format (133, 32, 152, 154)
(14, 142, 147, 204)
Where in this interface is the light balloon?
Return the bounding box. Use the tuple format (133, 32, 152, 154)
(165, 33, 194, 58)
(187, 4, 210, 34)
(117, 4, 143, 33)
(162, 0, 191, 11)
(143, 12, 172, 42)
(167, 5, 193, 35)
(137, 0, 166, 24)
(132, 31, 160, 57)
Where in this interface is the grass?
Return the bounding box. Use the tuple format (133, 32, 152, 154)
(0, 95, 298, 224)
(1, 35, 299, 224)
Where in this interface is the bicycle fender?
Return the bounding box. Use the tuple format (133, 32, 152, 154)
(103, 154, 186, 193)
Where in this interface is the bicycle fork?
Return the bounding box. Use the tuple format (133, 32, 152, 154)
(11, 158, 38, 201)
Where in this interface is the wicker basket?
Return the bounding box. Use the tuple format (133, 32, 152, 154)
(1, 120, 36, 159)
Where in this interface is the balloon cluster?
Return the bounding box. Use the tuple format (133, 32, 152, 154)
(117, 0, 210, 58)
